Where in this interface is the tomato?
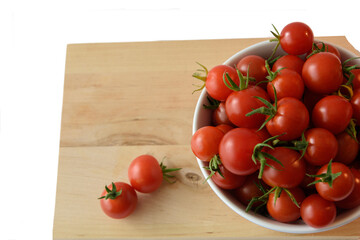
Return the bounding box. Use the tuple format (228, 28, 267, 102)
(279, 22, 314, 55)
(300, 162, 320, 193)
(211, 165, 246, 190)
(99, 182, 138, 219)
(300, 194, 336, 228)
(272, 55, 304, 75)
(302, 89, 325, 118)
(351, 69, 360, 90)
(267, 69, 304, 101)
(307, 42, 341, 60)
(219, 128, 263, 175)
(312, 95, 353, 135)
(206, 65, 239, 101)
(351, 92, 360, 126)
(128, 155, 163, 193)
(266, 97, 309, 141)
(234, 172, 268, 207)
(267, 187, 305, 223)
(314, 162, 355, 201)
(236, 55, 267, 87)
(225, 85, 270, 128)
(303, 128, 338, 166)
(215, 124, 234, 134)
(212, 102, 233, 126)
(262, 147, 306, 188)
(302, 52, 343, 94)
(336, 168, 360, 209)
(191, 126, 224, 162)
(334, 132, 359, 165)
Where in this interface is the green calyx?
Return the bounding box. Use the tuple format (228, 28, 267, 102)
(98, 182, 122, 200)
(268, 24, 281, 61)
(203, 154, 223, 182)
(246, 186, 300, 213)
(223, 65, 253, 92)
(343, 57, 360, 86)
(307, 42, 328, 59)
(307, 160, 342, 188)
(192, 62, 208, 94)
(252, 134, 284, 179)
(346, 119, 358, 143)
(278, 131, 308, 159)
(245, 84, 278, 131)
(160, 162, 182, 184)
(202, 95, 220, 110)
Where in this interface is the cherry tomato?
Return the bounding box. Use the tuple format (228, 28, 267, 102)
(206, 65, 239, 101)
(128, 155, 163, 193)
(351, 92, 360, 125)
(236, 55, 267, 87)
(336, 168, 360, 209)
(300, 194, 336, 228)
(225, 85, 270, 128)
(211, 165, 246, 190)
(302, 52, 343, 94)
(351, 69, 360, 91)
(215, 124, 234, 134)
(267, 187, 305, 223)
(279, 22, 314, 55)
(191, 126, 224, 162)
(219, 128, 263, 175)
(304, 128, 338, 166)
(315, 162, 355, 201)
(262, 147, 306, 188)
(267, 69, 304, 101)
(266, 97, 309, 141)
(212, 102, 233, 126)
(272, 54, 304, 75)
(334, 132, 359, 165)
(234, 172, 268, 207)
(99, 182, 138, 219)
(312, 95, 353, 135)
(307, 42, 341, 60)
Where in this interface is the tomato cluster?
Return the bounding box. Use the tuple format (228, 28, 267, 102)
(192, 22, 360, 228)
(98, 155, 181, 219)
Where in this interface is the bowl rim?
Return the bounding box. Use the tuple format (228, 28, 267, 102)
(192, 39, 360, 234)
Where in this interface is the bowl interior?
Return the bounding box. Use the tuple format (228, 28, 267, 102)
(192, 40, 360, 234)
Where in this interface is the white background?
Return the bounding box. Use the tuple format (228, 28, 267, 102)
(1, 1, 360, 239)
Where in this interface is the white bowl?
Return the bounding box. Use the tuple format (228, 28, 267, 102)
(192, 40, 360, 234)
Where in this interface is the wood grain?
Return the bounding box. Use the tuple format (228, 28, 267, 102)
(54, 36, 360, 239)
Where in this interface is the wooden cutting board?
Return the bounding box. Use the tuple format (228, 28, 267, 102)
(53, 36, 360, 239)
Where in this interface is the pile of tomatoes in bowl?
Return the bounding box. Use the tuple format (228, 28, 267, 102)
(191, 22, 360, 233)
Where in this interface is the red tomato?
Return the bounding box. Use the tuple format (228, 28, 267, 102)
(300, 194, 336, 228)
(191, 126, 224, 162)
(212, 102, 233, 126)
(225, 85, 270, 128)
(266, 97, 309, 141)
(267, 187, 305, 223)
(272, 55, 304, 75)
(336, 168, 360, 209)
(99, 182, 138, 219)
(262, 147, 306, 188)
(279, 22, 314, 55)
(211, 165, 246, 190)
(302, 89, 325, 118)
(334, 132, 359, 165)
(206, 65, 239, 101)
(215, 124, 234, 134)
(315, 162, 355, 201)
(219, 128, 263, 175)
(236, 55, 267, 87)
(267, 69, 304, 101)
(302, 52, 343, 94)
(312, 95, 353, 135)
(300, 162, 320, 192)
(128, 155, 163, 193)
(306, 42, 341, 60)
(351, 92, 360, 125)
(351, 69, 360, 90)
(304, 128, 338, 166)
(234, 172, 268, 207)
